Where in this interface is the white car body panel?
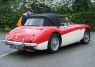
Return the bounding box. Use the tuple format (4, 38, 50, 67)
(61, 28, 85, 46)
(34, 41, 48, 50)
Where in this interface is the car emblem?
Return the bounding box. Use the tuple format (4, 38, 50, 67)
(15, 35, 18, 40)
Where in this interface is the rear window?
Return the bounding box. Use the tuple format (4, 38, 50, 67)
(24, 18, 55, 26)
(24, 18, 44, 26)
(58, 17, 71, 26)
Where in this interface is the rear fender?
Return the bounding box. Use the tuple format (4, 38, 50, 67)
(32, 28, 61, 44)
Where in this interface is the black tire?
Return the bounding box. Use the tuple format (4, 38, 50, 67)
(48, 33, 61, 53)
(81, 29, 90, 44)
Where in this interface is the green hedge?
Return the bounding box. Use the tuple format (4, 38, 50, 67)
(0, 5, 26, 32)
(66, 12, 95, 31)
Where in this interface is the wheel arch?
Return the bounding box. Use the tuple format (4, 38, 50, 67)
(50, 32, 62, 44)
(84, 28, 90, 35)
(47, 32, 62, 53)
(85, 27, 90, 31)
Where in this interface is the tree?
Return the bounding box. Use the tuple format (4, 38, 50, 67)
(29, 0, 51, 13)
(0, 0, 21, 29)
(72, 0, 91, 12)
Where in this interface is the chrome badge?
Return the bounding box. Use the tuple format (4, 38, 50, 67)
(15, 35, 18, 40)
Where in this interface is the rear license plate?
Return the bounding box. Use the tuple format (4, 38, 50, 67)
(10, 44, 24, 49)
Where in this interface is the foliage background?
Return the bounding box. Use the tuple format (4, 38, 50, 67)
(0, 0, 95, 32)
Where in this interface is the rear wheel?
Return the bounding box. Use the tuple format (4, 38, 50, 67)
(81, 29, 90, 44)
(48, 33, 61, 53)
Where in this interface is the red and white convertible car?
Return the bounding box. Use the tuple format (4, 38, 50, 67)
(5, 13, 90, 53)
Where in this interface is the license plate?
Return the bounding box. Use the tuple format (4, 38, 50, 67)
(10, 44, 24, 49)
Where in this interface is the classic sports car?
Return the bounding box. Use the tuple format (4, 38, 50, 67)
(5, 13, 90, 53)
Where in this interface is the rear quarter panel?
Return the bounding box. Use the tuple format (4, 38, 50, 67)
(32, 27, 61, 44)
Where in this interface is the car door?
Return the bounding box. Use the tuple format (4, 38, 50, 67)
(58, 16, 85, 46)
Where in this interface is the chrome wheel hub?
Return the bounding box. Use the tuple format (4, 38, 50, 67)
(51, 37, 59, 51)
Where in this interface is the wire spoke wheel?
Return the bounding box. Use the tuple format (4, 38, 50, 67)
(83, 32, 90, 43)
(81, 29, 90, 44)
(50, 36, 59, 51)
(48, 33, 61, 53)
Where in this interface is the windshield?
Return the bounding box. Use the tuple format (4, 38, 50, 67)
(58, 17, 71, 23)
(24, 18, 44, 26)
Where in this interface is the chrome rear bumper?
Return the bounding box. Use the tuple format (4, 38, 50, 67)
(4, 40, 37, 49)
(5, 41, 37, 46)
(0, 40, 48, 50)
